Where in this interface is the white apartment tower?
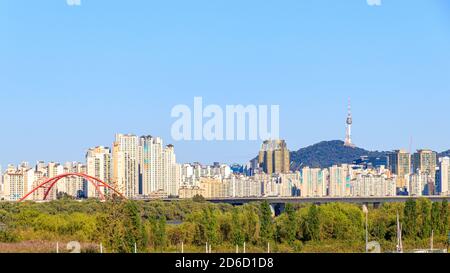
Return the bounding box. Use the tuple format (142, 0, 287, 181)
(438, 157, 450, 195)
(2, 168, 25, 201)
(139, 136, 181, 197)
(113, 134, 139, 198)
(86, 146, 111, 198)
(163, 144, 181, 197)
(329, 164, 350, 197)
(139, 136, 164, 195)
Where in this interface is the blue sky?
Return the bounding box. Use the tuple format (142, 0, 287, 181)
(1, 0, 450, 167)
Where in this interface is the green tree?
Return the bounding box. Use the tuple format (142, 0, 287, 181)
(230, 208, 244, 246)
(284, 204, 297, 245)
(441, 200, 449, 235)
(418, 199, 432, 239)
(122, 201, 148, 252)
(303, 205, 320, 241)
(431, 202, 441, 235)
(97, 201, 147, 253)
(149, 216, 167, 251)
(260, 201, 274, 244)
(192, 195, 206, 203)
(191, 207, 219, 246)
(96, 201, 129, 253)
(403, 199, 418, 238)
(241, 206, 260, 244)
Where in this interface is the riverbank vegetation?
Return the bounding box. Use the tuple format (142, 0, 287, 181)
(0, 198, 448, 253)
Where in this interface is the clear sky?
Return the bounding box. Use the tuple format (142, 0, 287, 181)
(1, 0, 450, 167)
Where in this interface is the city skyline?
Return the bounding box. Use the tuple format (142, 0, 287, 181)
(2, 0, 450, 167)
(2, 133, 449, 202)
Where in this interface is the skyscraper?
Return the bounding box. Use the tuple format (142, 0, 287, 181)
(344, 98, 355, 147)
(387, 150, 411, 189)
(112, 134, 139, 198)
(258, 139, 290, 175)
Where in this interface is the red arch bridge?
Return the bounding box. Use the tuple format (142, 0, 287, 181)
(19, 173, 126, 202)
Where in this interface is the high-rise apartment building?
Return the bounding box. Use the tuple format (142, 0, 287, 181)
(258, 139, 290, 175)
(112, 134, 139, 198)
(86, 146, 111, 198)
(437, 157, 450, 195)
(387, 150, 411, 189)
(2, 168, 25, 201)
(301, 167, 328, 197)
(163, 144, 181, 197)
(352, 174, 397, 197)
(329, 164, 351, 197)
(47, 162, 63, 200)
(62, 162, 86, 198)
(139, 136, 164, 195)
(409, 171, 431, 196)
(139, 136, 181, 197)
(413, 149, 437, 181)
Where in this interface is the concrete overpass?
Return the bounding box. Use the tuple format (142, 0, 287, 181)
(205, 196, 450, 205)
(141, 196, 450, 216)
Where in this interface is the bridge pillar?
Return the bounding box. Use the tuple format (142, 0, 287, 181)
(373, 202, 381, 209)
(270, 203, 285, 217)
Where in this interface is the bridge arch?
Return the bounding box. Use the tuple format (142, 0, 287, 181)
(19, 173, 126, 202)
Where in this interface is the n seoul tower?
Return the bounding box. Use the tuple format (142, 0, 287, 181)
(344, 98, 355, 148)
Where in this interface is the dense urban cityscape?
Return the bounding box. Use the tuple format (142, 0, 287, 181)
(1, 108, 449, 202)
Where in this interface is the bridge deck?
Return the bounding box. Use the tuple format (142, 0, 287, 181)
(203, 196, 450, 204)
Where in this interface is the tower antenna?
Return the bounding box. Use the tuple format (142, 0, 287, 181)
(409, 136, 413, 154)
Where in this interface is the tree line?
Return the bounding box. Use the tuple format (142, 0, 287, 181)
(0, 198, 448, 253)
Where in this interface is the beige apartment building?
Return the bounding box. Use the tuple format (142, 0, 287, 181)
(258, 139, 290, 175)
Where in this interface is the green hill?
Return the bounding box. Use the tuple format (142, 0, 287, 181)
(289, 140, 387, 170)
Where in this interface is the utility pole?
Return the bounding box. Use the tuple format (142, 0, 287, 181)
(362, 205, 369, 253)
(430, 230, 434, 251)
